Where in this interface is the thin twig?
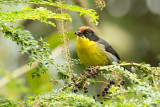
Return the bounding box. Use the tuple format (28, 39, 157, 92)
(83, 78, 88, 89)
(92, 80, 108, 84)
(152, 73, 158, 90)
(58, 0, 72, 83)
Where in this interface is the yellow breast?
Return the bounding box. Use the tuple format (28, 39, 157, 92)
(76, 36, 112, 66)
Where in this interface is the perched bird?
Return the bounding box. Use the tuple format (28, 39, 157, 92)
(75, 26, 120, 66)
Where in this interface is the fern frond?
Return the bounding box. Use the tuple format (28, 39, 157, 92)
(0, 7, 71, 26)
(43, 1, 99, 25)
(0, 23, 54, 77)
(0, 0, 99, 25)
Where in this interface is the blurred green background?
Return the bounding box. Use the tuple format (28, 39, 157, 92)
(0, 0, 160, 100)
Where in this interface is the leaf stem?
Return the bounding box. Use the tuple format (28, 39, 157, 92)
(152, 73, 158, 90)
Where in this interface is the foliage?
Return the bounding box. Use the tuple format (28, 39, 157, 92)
(56, 62, 160, 106)
(94, 0, 106, 10)
(0, 0, 99, 77)
(0, 92, 101, 106)
(1, 62, 160, 106)
(0, 0, 99, 25)
(0, 23, 54, 77)
(0, 7, 71, 26)
(0, 0, 160, 107)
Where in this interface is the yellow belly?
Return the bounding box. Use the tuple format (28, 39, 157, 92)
(76, 36, 112, 66)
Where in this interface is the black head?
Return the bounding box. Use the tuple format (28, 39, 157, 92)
(75, 26, 99, 41)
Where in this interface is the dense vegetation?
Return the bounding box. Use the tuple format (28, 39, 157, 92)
(0, 0, 160, 106)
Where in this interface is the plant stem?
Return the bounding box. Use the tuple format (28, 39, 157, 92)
(59, 0, 72, 83)
(152, 73, 158, 90)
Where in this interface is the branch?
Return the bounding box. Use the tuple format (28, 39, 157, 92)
(100, 62, 160, 89)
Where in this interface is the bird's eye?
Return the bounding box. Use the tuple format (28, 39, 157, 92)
(86, 32, 89, 35)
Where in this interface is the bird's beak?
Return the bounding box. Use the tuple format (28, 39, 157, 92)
(75, 31, 82, 36)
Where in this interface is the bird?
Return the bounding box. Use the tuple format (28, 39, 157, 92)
(75, 26, 120, 66)
(75, 26, 121, 97)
